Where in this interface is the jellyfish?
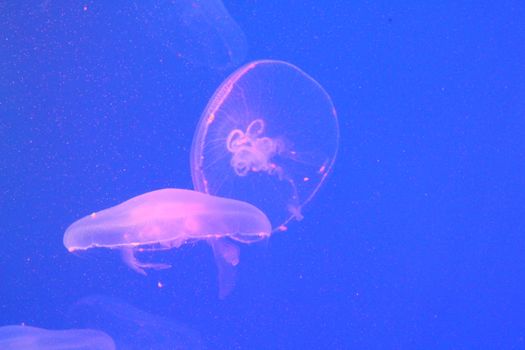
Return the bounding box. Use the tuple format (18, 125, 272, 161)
(0, 325, 115, 350)
(191, 60, 340, 230)
(64, 188, 271, 297)
(134, 0, 247, 70)
(68, 295, 204, 350)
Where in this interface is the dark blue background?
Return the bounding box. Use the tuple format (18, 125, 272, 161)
(1, 1, 524, 348)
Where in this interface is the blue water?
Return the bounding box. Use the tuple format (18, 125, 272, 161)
(1, 1, 525, 349)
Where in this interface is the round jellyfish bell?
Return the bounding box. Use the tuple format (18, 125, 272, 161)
(191, 60, 339, 231)
(135, 0, 247, 70)
(64, 188, 271, 297)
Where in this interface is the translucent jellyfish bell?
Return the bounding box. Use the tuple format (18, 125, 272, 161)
(0, 325, 115, 350)
(191, 60, 339, 230)
(135, 0, 247, 70)
(64, 189, 271, 297)
(68, 296, 203, 349)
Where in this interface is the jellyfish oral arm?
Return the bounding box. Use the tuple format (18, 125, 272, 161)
(121, 247, 171, 275)
(209, 238, 240, 299)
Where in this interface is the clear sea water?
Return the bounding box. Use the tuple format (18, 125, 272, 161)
(1, 1, 524, 349)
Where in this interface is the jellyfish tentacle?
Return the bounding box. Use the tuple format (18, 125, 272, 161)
(121, 248, 171, 275)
